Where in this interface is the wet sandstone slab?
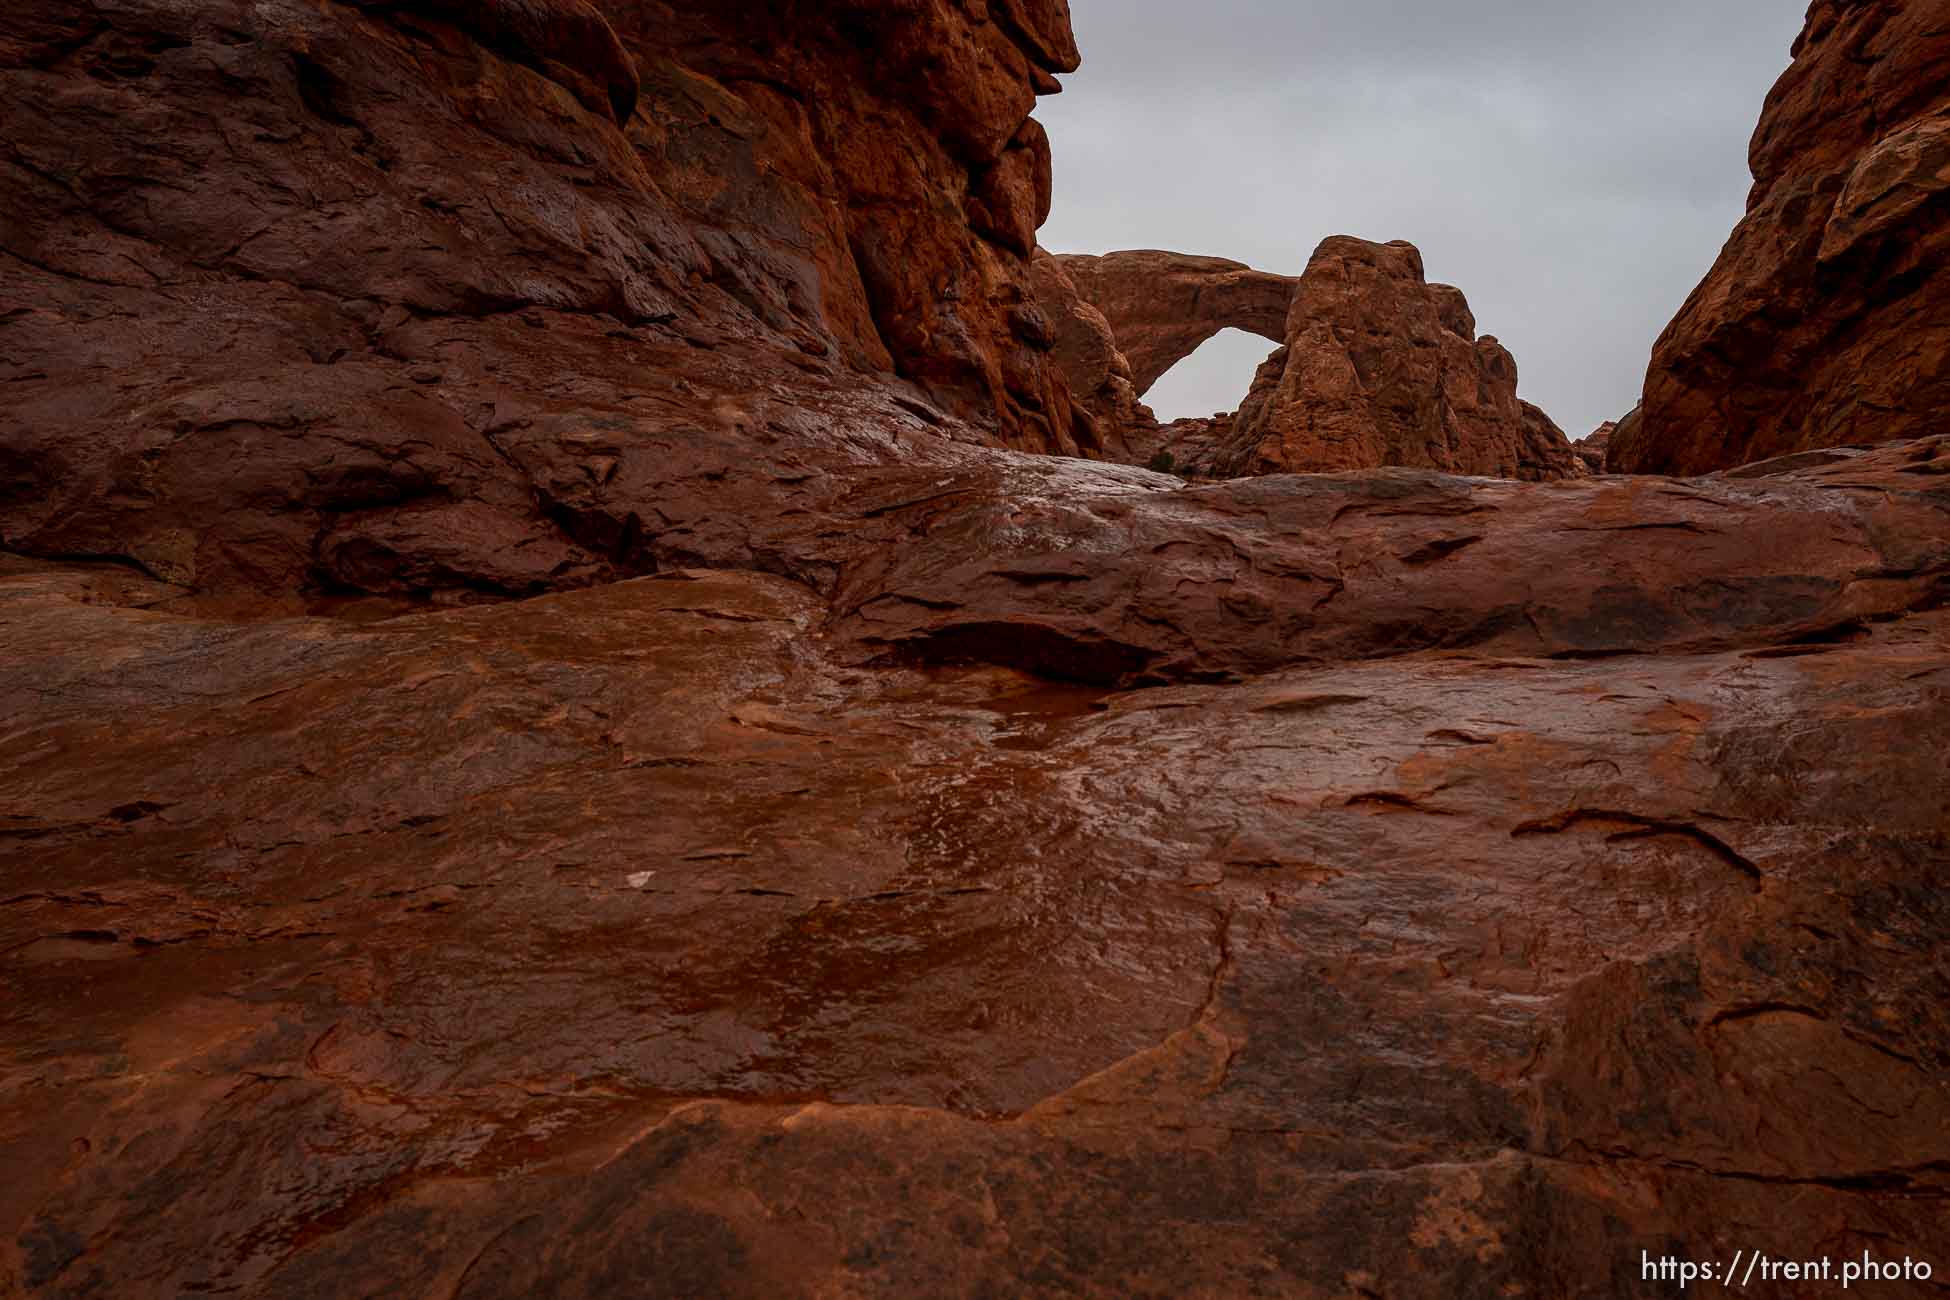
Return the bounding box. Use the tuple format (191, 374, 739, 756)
(832, 437, 1950, 684)
(4, 0, 1950, 1292)
(2, 535, 1946, 1296)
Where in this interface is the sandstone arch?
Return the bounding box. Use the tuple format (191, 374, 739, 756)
(1048, 249, 1298, 395)
(1038, 238, 1582, 481)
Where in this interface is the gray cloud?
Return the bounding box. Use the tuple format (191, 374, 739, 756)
(1037, 0, 1809, 437)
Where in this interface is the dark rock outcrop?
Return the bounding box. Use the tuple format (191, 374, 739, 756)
(1613, 0, 1950, 474)
(1025, 249, 1151, 454)
(1573, 420, 1618, 473)
(385, 0, 642, 123)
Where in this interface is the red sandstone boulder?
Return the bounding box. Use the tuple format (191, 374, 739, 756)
(1613, 0, 1950, 474)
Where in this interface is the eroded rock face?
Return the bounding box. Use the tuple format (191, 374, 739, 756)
(1163, 237, 1583, 481)
(0, 0, 1093, 599)
(1574, 420, 1617, 473)
(6, 0, 1950, 1293)
(3, 454, 1948, 1290)
(1047, 248, 1297, 395)
(1025, 249, 1152, 455)
(1613, 0, 1950, 474)
(830, 437, 1950, 684)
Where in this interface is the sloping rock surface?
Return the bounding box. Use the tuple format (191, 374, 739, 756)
(831, 437, 1950, 683)
(1613, 0, 1950, 474)
(3, 452, 1949, 1292)
(5, 0, 1950, 1296)
(1056, 240, 1580, 484)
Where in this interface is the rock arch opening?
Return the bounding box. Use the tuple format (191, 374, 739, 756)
(1049, 250, 1295, 397)
(1143, 328, 1282, 424)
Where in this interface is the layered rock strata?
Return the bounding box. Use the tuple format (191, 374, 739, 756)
(830, 437, 1950, 683)
(1612, 0, 1950, 474)
(0, 0, 1095, 601)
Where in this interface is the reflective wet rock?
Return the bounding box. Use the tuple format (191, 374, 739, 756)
(0, 0, 1094, 601)
(829, 436, 1950, 685)
(2, 554, 1946, 1296)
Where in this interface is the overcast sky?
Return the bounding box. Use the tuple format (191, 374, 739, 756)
(1037, 0, 1809, 437)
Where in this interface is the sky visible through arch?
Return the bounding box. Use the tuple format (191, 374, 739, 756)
(1036, 0, 1809, 437)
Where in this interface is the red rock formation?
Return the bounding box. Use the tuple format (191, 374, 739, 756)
(831, 437, 1950, 682)
(391, 0, 642, 122)
(1180, 238, 1583, 481)
(1613, 0, 1950, 474)
(1573, 420, 1617, 473)
(1046, 241, 1578, 483)
(1047, 248, 1297, 395)
(0, 0, 1093, 599)
(1025, 249, 1152, 454)
(4, 0, 1950, 1294)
